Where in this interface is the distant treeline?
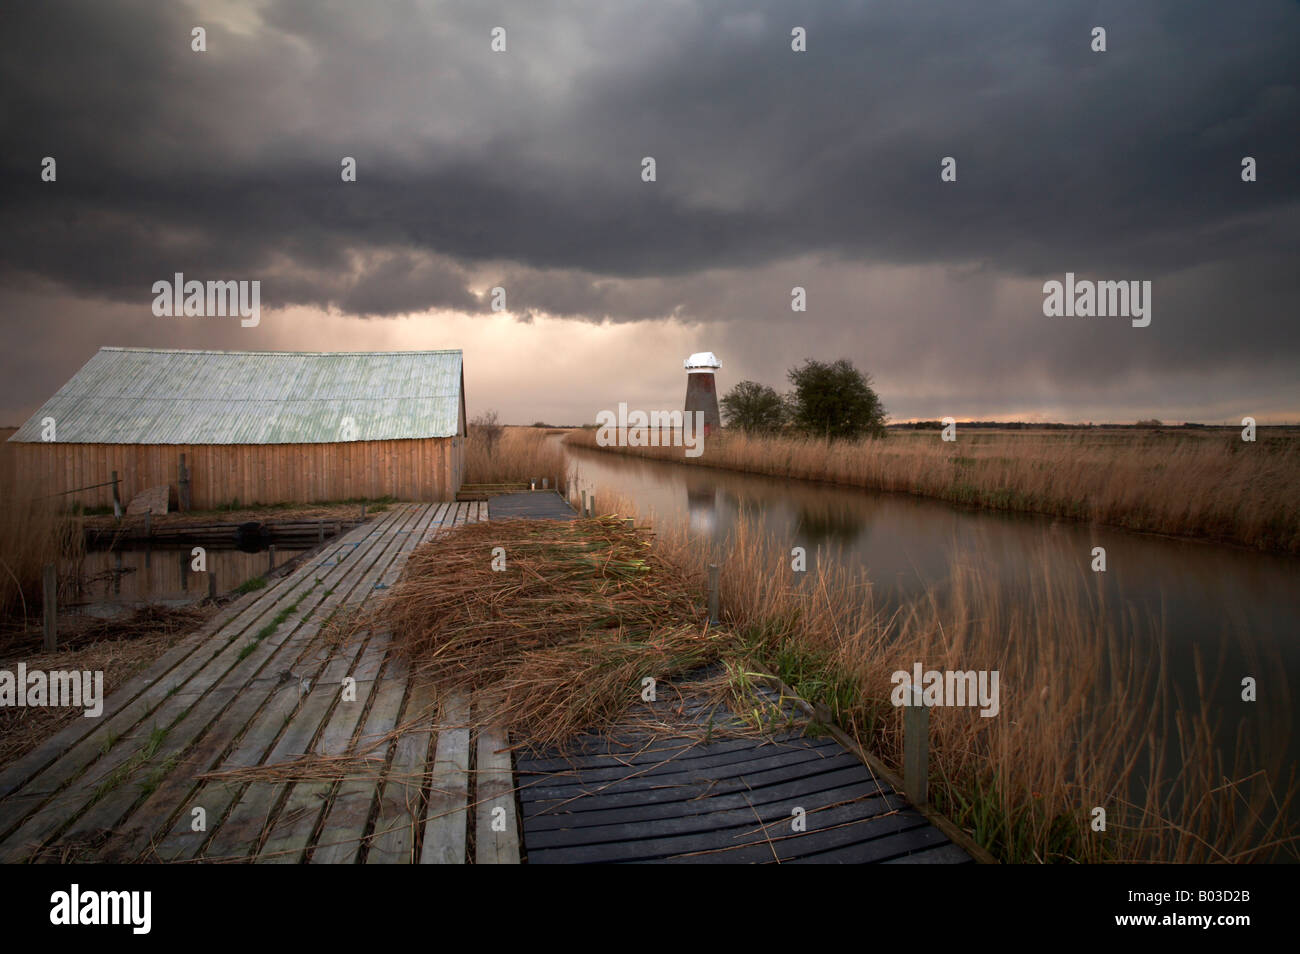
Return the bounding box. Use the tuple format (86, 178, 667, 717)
(892, 421, 1292, 430)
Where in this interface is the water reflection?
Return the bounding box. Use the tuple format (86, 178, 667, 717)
(73, 545, 308, 617)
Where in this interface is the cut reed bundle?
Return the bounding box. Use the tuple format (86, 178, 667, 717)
(374, 516, 734, 749)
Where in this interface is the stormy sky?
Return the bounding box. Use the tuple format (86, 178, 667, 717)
(1, 0, 1297, 426)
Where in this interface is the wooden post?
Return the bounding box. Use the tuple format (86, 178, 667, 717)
(268, 544, 276, 574)
(208, 569, 217, 601)
(111, 470, 122, 520)
(361, 503, 367, 520)
(581, 489, 587, 516)
(318, 519, 325, 545)
(542, 477, 548, 490)
(708, 563, 720, 625)
(587, 494, 595, 518)
(42, 564, 56, 652)
(179, 453, 191, 512)
(903, 684, 929, 805)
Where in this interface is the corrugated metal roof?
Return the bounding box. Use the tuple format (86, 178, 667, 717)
(8, 348, 465, 445)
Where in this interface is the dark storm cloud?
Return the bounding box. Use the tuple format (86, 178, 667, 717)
(0, 0, 1297, 422)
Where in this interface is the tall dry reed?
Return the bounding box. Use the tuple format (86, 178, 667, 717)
(0, 473, 85, 625)
(566, 427, 1300, 553)
(646, 509, 1298, 863)
(465, 426, 567, 490)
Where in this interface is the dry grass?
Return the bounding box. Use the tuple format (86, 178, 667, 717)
(565, 427, 1300, 553)
(650, 510, 1300, 863)
(371, 517, 733, 750)
(0, 604, 210, 767)
(465, 426, 566, 490)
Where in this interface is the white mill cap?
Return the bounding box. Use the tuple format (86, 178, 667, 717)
(684, 352, 721, 372)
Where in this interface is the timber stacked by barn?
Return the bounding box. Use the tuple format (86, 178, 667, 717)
(7, 348, 467, 509)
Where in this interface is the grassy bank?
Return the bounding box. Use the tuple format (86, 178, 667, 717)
(564, 427, 1300, 553)
(378, 506, 1297, 862)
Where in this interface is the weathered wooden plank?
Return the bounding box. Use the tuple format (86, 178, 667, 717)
(781, 819, 954, 864)
(882, 841, 973, 864)
(516, 736, 839, 786)
(255, 633, 392, 863)
(518, 746, 860, 803)
(514, 731, 819, 773)
(420, 693, 469, 865)
(365, 680, 438, 864)
(529, 797, 924, 864)
(523, 765, 884, 833)
(308, 675, 408, 864)
(474, 704, 520, 865)
(528, 786, 903, 852)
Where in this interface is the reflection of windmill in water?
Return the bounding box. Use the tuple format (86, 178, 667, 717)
(686, 483, 718, 536)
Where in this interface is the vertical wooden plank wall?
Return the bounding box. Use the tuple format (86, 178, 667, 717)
(11, 438, 462, 509)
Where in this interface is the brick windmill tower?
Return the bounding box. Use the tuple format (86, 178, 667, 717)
(683, 352, 722, 437)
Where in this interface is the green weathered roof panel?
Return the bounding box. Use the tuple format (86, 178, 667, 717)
(9, 347, 464, 445)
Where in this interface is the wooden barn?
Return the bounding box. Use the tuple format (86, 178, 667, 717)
(7, 347, 467, 510)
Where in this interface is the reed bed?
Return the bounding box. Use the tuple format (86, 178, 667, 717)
(373, 517, 734, 749)
(565, 427, 1300, 553)
(649, 511, 1300, 863)
(465, 426, 567, 490)
(0, 488, 85, 624)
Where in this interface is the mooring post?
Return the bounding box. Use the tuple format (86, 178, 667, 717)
(318, 519, 325, 545)
(708, 563, 720, 625)
(361, 503, 367, 521)
(581, 489, 588, 516)
(588, 494, 595, 518)
(42, 563, 56, 652)
(111, 470, 122, 520)
(268, 544, 276, 574)
(904, 684, 930, 806)
(179, 453, 190, 512)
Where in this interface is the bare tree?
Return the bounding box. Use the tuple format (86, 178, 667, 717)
(472, 409, 504, 455)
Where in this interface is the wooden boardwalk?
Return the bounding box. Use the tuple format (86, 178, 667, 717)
(0, 493, 979, 864)
(0, 502, 517, 864)
(516, 677, 973, 864)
